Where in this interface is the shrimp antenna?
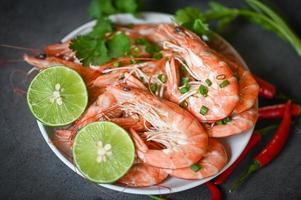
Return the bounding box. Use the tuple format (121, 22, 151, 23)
(0, 44, 40, 53)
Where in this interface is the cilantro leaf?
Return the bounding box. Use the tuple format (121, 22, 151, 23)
(89, 0, 116, 19)
(71, 0, 141, 66)
(70, 36, 111, 66)
(193, 19, 209, 36)
(88, 17, 113, 38)
(115, 0, 138, 14)
(175, 7, 210, 37)
(107, 32, 130, 57)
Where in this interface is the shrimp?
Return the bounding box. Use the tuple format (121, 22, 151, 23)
(109, 85, 208, 169)
(118, 163, 168, 187)
(166, 138, 228, 179)
(124, 24, 239, 121)
(207, 106, 258, 137)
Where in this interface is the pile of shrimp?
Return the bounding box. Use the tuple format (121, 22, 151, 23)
(24, 23, 258, 187)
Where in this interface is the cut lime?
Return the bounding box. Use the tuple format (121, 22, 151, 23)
(27, 66, 88, 126)
(73, 121, 135, 183)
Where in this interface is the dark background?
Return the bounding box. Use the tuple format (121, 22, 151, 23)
(1, 0, 301, 199)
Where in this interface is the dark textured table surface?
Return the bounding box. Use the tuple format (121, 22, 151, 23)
(1, 0, 301, 199)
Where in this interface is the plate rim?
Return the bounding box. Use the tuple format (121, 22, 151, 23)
(37, 12, 255, 195)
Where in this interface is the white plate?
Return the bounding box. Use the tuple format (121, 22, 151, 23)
(37, 12, 254, 195)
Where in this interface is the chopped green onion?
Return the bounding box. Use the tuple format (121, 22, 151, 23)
(135, 38, 148, 45)
(191, 164, 202, 172)
(223, 117, 232, 123)
(180, 65, 186, 77)
(180, 100, 188, 108)
(181, 77, 189, 86)
(145, 44, 161, 54)
(200, 105, 209, 115)
(219, 80, 230, 88)
(198, 84, 208, 97)
(157, 74, 167, 83)
(180, 86, 190, 94)
(113, 62, 120, 67)
(129, 55, 136, 64)
(153, 52, 163, 60)
(133, 47, 140, 53)
(216, 120, 224, 125)
(216, 74, 226, 80)
(216, 117, 232, 125)
(150, 83, 158, 93)
(205, 79, 212, 86)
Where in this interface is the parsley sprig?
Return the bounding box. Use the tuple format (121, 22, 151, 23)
(70, 0, 139, 66)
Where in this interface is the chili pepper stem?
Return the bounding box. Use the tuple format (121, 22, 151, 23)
(229, 161, 260, 193)
(256, 124, 277, 137)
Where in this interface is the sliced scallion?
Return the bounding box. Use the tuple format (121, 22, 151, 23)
(198, 84, 208, 97)
(205, 79, 212, 86)
(157, 74, 167, 83)
(191, 164, 202, 172)
(200, 105, 209, 115)
(150, 83, 158, 93)
(219, 80, 230, 88)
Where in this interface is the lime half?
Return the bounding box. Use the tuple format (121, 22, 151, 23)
(73, 121, 135, 183)
(27, 66, 88, 126)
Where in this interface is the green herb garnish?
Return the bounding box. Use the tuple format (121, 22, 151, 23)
(198, 84, 208, 97)
(200, 105, 209, 115)
(175, 7, 210, 37)
(191, 164, 202, 172)
(157, 74, 167, 83)
(219, 80, 230, 88)
(180, 86, 190, 94)
(113, 62, 120, 67)
(181, 77, 189, 86)
(216, 117, 232, 125)
(150, 83, 159, 93)
(205, 79, 212, 86)
(70, 0, 139, 66)
(153, 52, 163, 60)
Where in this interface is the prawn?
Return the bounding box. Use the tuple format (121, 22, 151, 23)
(166, 138, 228, 179)
(109, 84, 208, 169)
(123, 24, 239, 121)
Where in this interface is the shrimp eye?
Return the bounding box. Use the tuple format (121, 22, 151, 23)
(123, 86, 131, 91)
(175, 26, 183, 33)
(36, 53, 47, 59)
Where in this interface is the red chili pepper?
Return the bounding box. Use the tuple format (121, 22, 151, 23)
(206, 182, 221, 200)
(254, 75, 276, 99)
(230, 100, 292, 192)
(259, 103, 300, 119)
(214, 125, 276, 185)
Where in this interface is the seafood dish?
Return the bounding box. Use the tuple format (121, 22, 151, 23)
(25, 13, 259, 189)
